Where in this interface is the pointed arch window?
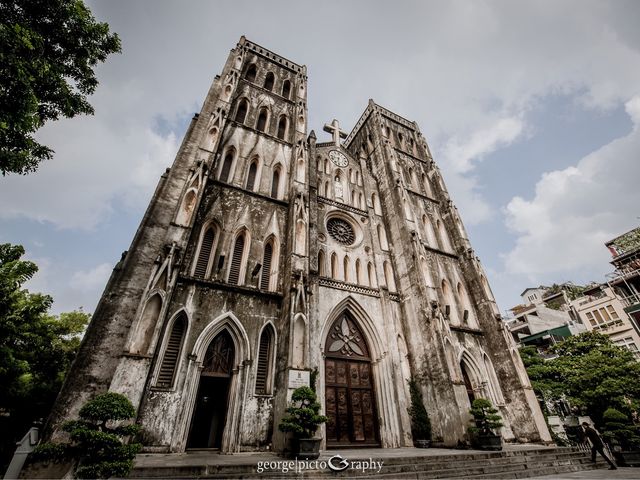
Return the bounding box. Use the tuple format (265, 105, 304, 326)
(176, 188, 197, 225)
(256, 108, 268, 132)
(377, 224, 389, 251)
(194, 225, 216, 278)
(245, 63, 257, 82)
(355, 259, 363, 285)
(246, 159, 258, 191)
(457, 281, 475, 326)
(255, 325, 275, 395)
(260, 240, 275, 290)
(219, 150, 234, 183)
(324, 181, 330, 197)
(263, 72, 275, 91)
(372, 193, 382, 215)
(228, 232, 247, 285)
(235, 99, 248, 123)
(343, 256, 351, 283)
(277, 115, 287, 140)
(271, 166, 282, 199)
(318, 249, 326, 276)
(367, 262, 376, 287)
(156, 314, 186, 388)
(131, 294, 162, 355)
(331, 252, 338, 279)
(384, 261, 396, 291)
(282, 79, 291, 99)
(442, 278, 459, 324)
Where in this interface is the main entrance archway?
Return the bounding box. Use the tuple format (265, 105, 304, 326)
(324, 312, 380, 447)
(187, 330, 234, 448)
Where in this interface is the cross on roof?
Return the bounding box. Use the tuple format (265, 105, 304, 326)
(323, 119, 348, 147)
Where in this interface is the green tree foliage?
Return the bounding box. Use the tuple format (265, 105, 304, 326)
(468, 398, 504, 435)
(278, 386, 328, 439)
(33, 393, 141, 479)
(0, 244, 90, 471)
(602, 408, 640, 450)
(407, 378, 432, 440)
(520, 332, 640, 425)
(0, 0, 121, 175)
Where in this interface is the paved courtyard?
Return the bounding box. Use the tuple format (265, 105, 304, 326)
(528, 467, 639, 479)
(134, 443, 553, 468)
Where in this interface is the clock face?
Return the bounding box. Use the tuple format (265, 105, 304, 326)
(328, 150, 348, 167)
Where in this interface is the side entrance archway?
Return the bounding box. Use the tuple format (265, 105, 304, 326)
(324, 312, 380, 447)
(187, 330, 234, 448)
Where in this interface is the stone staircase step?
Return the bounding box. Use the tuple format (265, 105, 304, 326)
(128, 447, 607, 479)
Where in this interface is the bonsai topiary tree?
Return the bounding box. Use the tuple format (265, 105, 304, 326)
(603, 408, 640, 451)
(469, 398, 503, 436)
(407, 378, 431, 444)
(278, 386, 328, 439)
(32, 392, 141, 479)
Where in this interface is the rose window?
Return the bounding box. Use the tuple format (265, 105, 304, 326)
(327, 218, 355, 245)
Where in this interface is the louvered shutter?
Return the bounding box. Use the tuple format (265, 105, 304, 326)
(194, 228, 215, 277)
(255, 329, 272, 394)
(246, 162, 257, 190)
(220, 154, 233, 182)
(228, 235, 245, 285)
(271, 170, 280, 198)
(156, 317, 185, 388)
(260, 243, 273, 290)
(235, 100, 247, 123)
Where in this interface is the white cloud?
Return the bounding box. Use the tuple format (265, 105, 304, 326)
(442, 117, 525, 175)
(70, 263, 113, 292)
(502, 96, 640, 276)
(1, 1, 640, 232)
(439, 115, 525, 224)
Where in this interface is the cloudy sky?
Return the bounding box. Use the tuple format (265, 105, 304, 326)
(2, 0, 640, 316)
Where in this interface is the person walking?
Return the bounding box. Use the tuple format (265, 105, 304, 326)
(581, 421, 617, 470)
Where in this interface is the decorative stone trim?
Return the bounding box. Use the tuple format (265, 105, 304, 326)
(227, 119, 294, 146)
(211, 179, 289, 207)
(242, 39, 304, 73)
(319, 276, 380, 297)
(422, 242, 459, 260)
(394, 147, 428, 165)
(407, 187, 439, 204)
(389, 292, 401, 302)
(377, 107, 416, 131)
(450, 325, 484, 336)
(318, 195, 368, 216)
(344, 104, 374, 147)
(178, 274, 284, 300)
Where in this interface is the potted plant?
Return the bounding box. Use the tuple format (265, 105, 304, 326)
(28, 392, 141, 479)
(408, 378, 432, 448)
(602, 407, 640, 467)
(468, 398, 503, 451)
(278, 386, 328, 459)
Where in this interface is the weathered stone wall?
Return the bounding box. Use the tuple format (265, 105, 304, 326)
(45, 37, 550, 458)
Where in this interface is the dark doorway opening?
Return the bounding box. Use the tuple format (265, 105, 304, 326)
(187, 376, 230, 448)
(187, 329, 235, 449)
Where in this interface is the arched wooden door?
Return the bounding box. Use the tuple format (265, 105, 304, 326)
(461, 362, 476, 406)
(187, 330, 235, 449)
(324, 313, 380, 447)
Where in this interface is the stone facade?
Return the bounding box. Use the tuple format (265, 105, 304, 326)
(45, 36, 551, 453)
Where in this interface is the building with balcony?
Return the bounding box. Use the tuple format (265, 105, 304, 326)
(505, 285, 586, 356)
(570, 284, 640, 359)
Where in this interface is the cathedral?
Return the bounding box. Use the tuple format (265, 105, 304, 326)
(46, 36, 550, 453)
